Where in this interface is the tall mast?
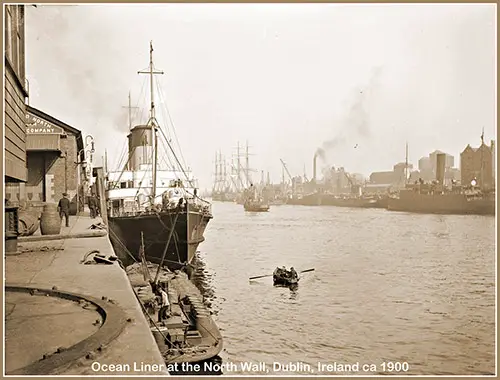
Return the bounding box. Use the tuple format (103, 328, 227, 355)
(214, 152, 218, 192)
(218, 151, 222, 192)
(122, 92, 139, 171)
(246, 140, 250, 187)
(404, 141, 409, 186)
(122, 91, 139, 131)
(104, 149, 108, 174)
(480, 128, 485, 189)
(223, 154, 227, 190)
(138, 41, 164, 206)
(128, 92, 132, 130)
(231, 157, 235, 192)
(237, 142, 241, 190)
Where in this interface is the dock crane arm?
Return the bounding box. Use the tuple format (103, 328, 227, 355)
(280, 159, 294, 182)
(342, 171, 359, 193)
(343, 171, 354, 187)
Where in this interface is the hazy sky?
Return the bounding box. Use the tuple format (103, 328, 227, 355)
(25, 3, 496, 189)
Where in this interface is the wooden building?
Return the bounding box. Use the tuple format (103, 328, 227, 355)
(4, 5, 28, 193)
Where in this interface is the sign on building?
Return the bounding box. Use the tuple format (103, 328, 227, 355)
(25, 112, 65, 134)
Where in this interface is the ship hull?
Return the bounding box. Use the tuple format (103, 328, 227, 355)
(287, 193, 387, 208)
(387, 193, 495, 216)
(286, 193, 322, 206)
(212, 191, 237, 202)
(108, 205, 211, 270)
(321, 195, 387, 208)
(244, 204, 270, 212)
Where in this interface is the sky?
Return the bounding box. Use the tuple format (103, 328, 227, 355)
(25, 3, 496, 190)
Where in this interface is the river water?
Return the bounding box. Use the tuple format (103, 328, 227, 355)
(194, 202, 495, 376)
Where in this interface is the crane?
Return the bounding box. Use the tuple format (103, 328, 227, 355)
(280, 159, 293, 183)
(342, 171, 361, 195)
(280, 158, 296, 197)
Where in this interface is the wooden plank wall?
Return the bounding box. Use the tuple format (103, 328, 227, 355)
(5, 67, 27, 182)
(4, 5, 27, 182)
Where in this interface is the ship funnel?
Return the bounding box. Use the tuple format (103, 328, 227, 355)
(436, 153, 446, 185)
(313, 153, 317, 182)
(127, 125, 153, 171)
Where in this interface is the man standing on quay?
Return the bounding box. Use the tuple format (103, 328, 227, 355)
(88, 194, 97, 218)
(58, 192, 70, 227)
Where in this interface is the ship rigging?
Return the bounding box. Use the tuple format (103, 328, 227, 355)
(105, 41, 212, 271)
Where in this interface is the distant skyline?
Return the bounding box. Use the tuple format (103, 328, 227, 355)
(25, 3, 496, 189)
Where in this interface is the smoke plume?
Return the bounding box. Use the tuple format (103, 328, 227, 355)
(26, 6, 144, 133)
(315, 66, 383, 162)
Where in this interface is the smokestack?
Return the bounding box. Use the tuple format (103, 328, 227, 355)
(436, 153, 445, 185)
(313, 152, 317, 182)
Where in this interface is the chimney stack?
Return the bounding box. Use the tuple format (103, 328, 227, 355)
(436, 153, 446, 185)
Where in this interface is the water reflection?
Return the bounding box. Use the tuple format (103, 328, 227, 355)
(199, 202, 495, 375)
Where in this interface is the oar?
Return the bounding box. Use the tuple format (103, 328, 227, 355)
(300, 268, 315, 274)
(249, 274, 273, 280)
(249, 268, 315, 281)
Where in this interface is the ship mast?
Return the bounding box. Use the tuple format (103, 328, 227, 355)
(480, 127, 484, 190)
(122, 91, 139, 131)
(139, 41, 164, 206)
(404, 141, 409, 186)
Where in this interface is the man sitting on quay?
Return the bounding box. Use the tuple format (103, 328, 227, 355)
(57, 192, 71, 228)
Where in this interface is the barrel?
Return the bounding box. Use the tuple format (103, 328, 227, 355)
(18, 211, 40, 236)
(40, 203, 61, 235)
(69, 201, 78, 216)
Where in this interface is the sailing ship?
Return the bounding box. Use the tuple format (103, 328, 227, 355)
(105, 42, 213, 271)
(243, 184, 270, 212)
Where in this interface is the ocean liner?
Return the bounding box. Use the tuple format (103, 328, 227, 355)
(387, 149, 495, 216)
(105, 42, 212, 270)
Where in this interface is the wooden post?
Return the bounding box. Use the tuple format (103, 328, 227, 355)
(94, 167, 108, 225)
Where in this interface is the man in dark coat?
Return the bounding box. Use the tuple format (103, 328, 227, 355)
(58, 192, 71, 227)
(95, 196, 101, 216)
(88, 194, 97, 218)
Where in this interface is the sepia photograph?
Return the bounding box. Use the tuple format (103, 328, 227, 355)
(3, 2, 497, 377)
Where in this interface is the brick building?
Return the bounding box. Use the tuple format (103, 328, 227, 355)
(460, 140, 495, 190)
(4, 106, 86, 213)
(4, 5, 28, 195)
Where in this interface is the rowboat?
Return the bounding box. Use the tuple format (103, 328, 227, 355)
(273, 267, 299, 287)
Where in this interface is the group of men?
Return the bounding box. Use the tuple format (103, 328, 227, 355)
(57, 192, 101, 228)
(273, 266, 298, 280)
